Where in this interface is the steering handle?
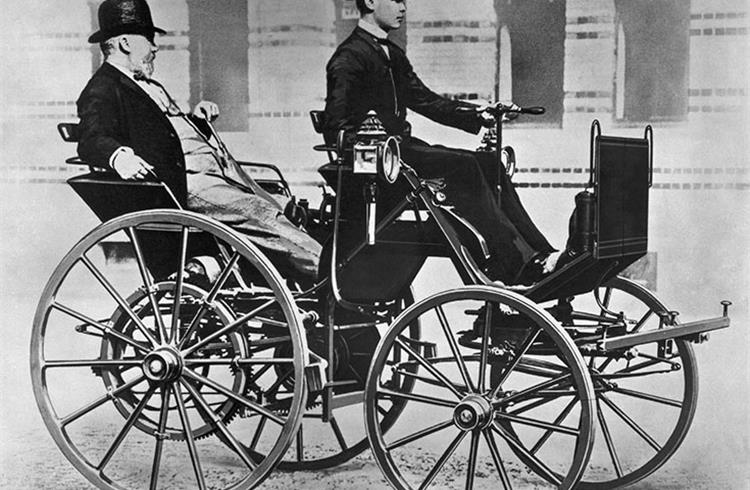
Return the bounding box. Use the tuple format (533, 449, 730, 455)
(517, 106, 546, 115)
(489, 105, 546, 117)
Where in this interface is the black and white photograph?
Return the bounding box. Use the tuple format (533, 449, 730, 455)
(1, 0, 748, 488)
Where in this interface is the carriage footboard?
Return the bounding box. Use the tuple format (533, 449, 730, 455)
(596, 303, 731, 351)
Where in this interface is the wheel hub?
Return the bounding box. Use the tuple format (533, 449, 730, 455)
(142, 347, 183, 382)
(453, 394, 494, 431)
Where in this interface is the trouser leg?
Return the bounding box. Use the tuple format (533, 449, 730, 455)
(473, 151, 554, 254)
(401, 140, 552, 283)
(187, 180, 321, 282)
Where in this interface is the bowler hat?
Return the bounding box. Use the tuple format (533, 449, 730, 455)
(88, 0, 166, 43)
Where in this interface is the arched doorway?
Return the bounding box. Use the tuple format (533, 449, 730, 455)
(187, 0, 250, 131)
(614, 0, 690, 121)
(495, 0, 566, 126)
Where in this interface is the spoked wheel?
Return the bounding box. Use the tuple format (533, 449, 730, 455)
(559, 276, 699, 488)
(365, 286, 596, 490)
(31, 210, 308, 490)
(258, 290, 420, 470)
(100, 282, 252, 442)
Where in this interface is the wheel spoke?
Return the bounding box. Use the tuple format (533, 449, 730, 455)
(181, 379, 258, 470)
(393, 368, 469, 393)
(491, 423, 562, 486)
(51, 302, 150, 354)
(248, 363, 274, 385)
(178, 252, 241, 350)
(597, 400, 623, 477)
(170, 225, 189, 344)
(631, 309, 654, 334)
(61, 375, 147, 427)
(378, 387, 458, 409)
(611, 386, 682, 408)
(173, 382, 207, 490)
(483, 429, 512, 490)
(183, 368, 286, 425)
(184, 358, 294, 367)
(436, 305, 476, 392)
(81, 255, 158, 347)
(97, 384, 158, 471)
(494, 373, 572, 407)
(489, 330, 541, 400)
(127, 227, 168, 344)
(296, 425, 304, 461)
(418, 431, 467, 490)
(465, 430, 480, 490)
(386, 419, 454, 451)
(183, 296, 278, 356)
(478, 303, 492, 393)
(600, 394, 662, 451)
(530, 397, 579, 453)
(494, 412, 579, 436)
(44, 359, 142, 369)
(149, 385, 171, 490)
(264, 367, 294, 399)
(395, 336, 465, 399)
(329, 416, 349, 451)
(507, 396, 559, 417)
(248, 416, 267, 451)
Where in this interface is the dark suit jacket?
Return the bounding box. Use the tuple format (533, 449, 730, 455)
(323, 26, 482, 144)
(77, 62, 209, 205)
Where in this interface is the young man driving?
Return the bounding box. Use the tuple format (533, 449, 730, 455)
(323, 0, 565, 285)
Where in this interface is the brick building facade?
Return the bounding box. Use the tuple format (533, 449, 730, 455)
(0, 0, 746, 182)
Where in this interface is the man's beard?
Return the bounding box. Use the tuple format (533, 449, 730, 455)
(130, 56, 155, 80)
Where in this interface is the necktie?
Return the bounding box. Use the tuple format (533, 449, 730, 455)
(136, 76, 182, 116)
(375, 36, 390, 59)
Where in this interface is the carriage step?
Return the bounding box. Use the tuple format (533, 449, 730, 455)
(597, 315, 730, 351)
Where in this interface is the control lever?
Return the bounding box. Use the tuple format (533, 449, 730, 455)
(365, 180, 378, 245)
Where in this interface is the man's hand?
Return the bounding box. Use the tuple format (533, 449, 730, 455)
(192, 100, 220, 121)
(112, 150, 155, 180)
(477, 101, 521, 127)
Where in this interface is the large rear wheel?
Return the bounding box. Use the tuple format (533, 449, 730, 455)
(31, 210, 308, 490)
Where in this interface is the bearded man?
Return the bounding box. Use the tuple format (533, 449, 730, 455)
(77, 0, 321, 282)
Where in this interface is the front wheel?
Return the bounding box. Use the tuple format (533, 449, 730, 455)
(565, 277, 699, 488)
(365, 286, 596, 489)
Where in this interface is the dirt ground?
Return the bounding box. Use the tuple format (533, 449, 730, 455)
(1, 159, 749, 488)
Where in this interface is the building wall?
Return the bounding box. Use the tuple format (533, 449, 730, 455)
(242, 0, 335, 166)
(0, 0, 747, 183)
(407, 0, 497, 104)
(563, 0, 617, 127)
(688, 0, 748, 117)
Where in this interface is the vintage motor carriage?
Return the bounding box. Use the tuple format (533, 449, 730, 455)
(31, 105, 732, 489)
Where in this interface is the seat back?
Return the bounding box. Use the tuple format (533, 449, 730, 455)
(595, 134, 650, 259)
(526, 123, 651, 303)
(58, 122, 92, 166)
(310, 110, 325, 135)
(58, 123, 80, 143)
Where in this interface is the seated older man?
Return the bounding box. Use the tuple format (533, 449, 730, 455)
(77, 0, 321, 282)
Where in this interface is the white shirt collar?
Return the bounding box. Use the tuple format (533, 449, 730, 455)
(106, 60, 139, 82)
(358, 18, 389, 41)
(106, 60, 176, 114)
